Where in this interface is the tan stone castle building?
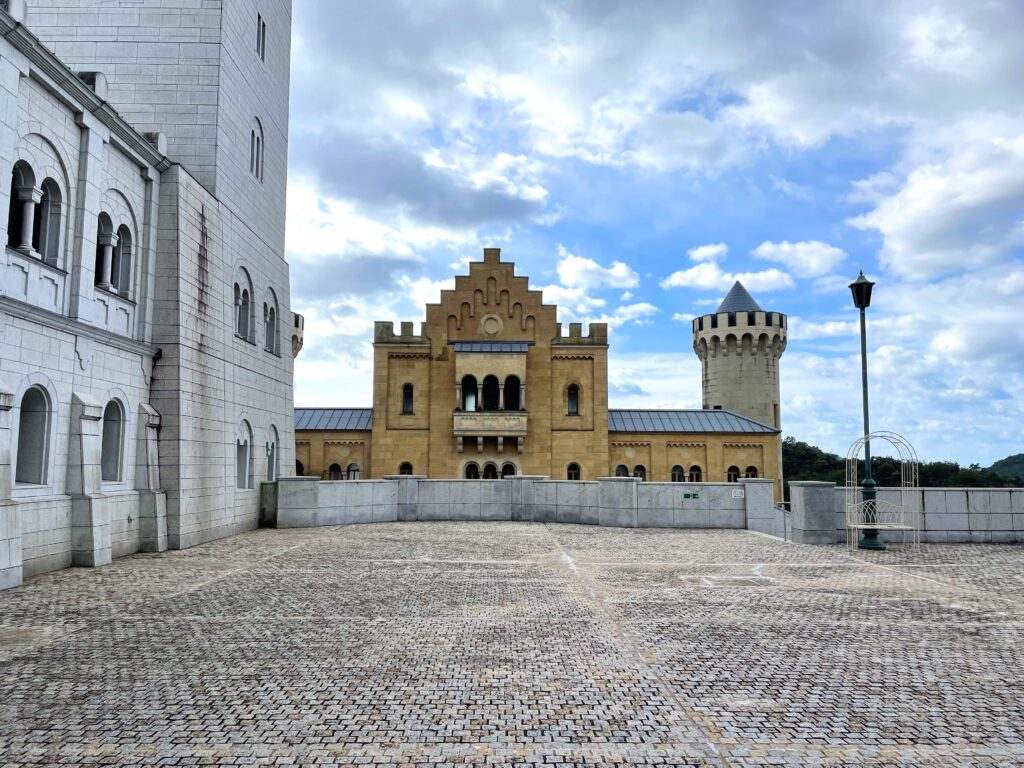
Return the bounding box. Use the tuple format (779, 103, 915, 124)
(296, 248, 787, 499)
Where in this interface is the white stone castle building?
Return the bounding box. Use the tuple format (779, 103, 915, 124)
(0, 0, 299, 590)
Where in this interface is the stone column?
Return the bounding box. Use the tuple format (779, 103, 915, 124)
(476, 383, 483, 411)
(0, 380, 21, 590)
(16, 187, 42, 252)
(455, 383, 462, 409)
(136, 403, 167, 553)
(69, 393, 111, 568)
(499, 383, 505, 410)
(521, 384, 527, 409)
(96, 232, 116, 290)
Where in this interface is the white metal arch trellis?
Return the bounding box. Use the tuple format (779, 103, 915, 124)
(845, 431, 921, 549)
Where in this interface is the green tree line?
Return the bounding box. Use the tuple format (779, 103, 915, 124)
(782, 437, 1020, 489)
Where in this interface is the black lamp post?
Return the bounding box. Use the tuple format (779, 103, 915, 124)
(849, 271, 884, 550)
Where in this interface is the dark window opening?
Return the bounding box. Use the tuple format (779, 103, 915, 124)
(689, 465, 703, 482)
(567, 463, 581, 481)
(671, 465, 684, 482)
(402, 383, 414, 414)
(501, 463, 516, 478)
(567, 384, 579, 416)
(727, 465, 740, 483)
(504, 375, 521, 410)
(399, 462, 413, 475)
(745, 466, 758, 479)
(633, 465, 646, 481)
(483, 463, 498, 480)
(465, 463, 480, 479)
(615, 464, 629, 477)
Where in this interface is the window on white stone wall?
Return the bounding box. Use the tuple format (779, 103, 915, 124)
(256, 13, 267, 61)
(94, 213, 115, 291)
(263, 289, 280, 354)
(110, 224, 132, 297)
(249, 119, 264, 182)
(346, 463, 360, 480)
(101, 399, 124, 482)
(233, 269, 256, 343)
(7, 161, 35, 252)
(33, 178, 62, 267)
(266, 425, 279, 482)
(16, 386, 51, 485)
(328, 463, 342, 480)
(236, 420, 254, 489)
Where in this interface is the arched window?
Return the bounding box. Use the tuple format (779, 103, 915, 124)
(94, 213, 114, 290)
(401, 383, 414, 414)
(461, 374, 477, 411)
(346, 463, 361, 480)
(689, 465, 703, 482)
(671, 465, 684, 482)
(7, 161, 35, 251)
(482, 463, 498, 479)
(15, 386, 50, 485)
(399, 462, 413, 475)
(236, 421, 254, 489)
(296, 460, 305, 476)
(615, 464, 629, 477)
(328, 463, 342, 480)
(34, 178, 62, 267)
(464, 462, 480, 479)
(263, 289, 280, 354)
(100, 399, 125, 482)
(233, 269, 255, 342)
(745, 466, 759, 479)
(504, 375, 521, 410)
(111, 224, 132, 296)
(501, 463, 516, 478)
(482, 375, 500, 410)
(633, 465, 646, 481)
(727, 465, 741, 483)
(266, 425, 279, 482)
(567, 384, 580, 416)
(250, 119, 264, 181)
(567, 463, 581, 481)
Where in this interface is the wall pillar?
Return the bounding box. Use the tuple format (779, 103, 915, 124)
(598, 476, 638, 528)
(509, 475, 544, 522)
(136, 403, 167, 553)
(276, 476, 321, 528)
(96, 232, 116, 291)
(455, 383, 462, 409)
(740, 478, 782, 538)
(16, 186, 41, 252)
(498, 383, 505, 410)
(0, 380, 21, 590)
(68, 393, 111, 567)
(790, 481, 838, 545)
(384, 474, 425, 521)
(476, 383, 483, 411)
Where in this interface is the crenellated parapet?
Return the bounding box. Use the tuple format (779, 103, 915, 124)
(373, 320, 430, 345)
(692, 309, 788, 361)
(553, 322, 609, 346)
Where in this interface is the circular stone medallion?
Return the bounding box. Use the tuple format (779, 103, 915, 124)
(480, 314, 503, 336)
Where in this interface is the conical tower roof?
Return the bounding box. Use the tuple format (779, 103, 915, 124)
(716, 281, 762, 313)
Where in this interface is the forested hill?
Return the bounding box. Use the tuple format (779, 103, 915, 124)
(988, 454, 1024, 482)
(782, 438, 1020, 488)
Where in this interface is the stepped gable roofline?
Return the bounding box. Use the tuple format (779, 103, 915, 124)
(608, 408, 779, 434)
(716, 281, 763, 314)
(295, 408, 372, 431)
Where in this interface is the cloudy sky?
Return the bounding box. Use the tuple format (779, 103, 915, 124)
(286, 0, 1024, 466)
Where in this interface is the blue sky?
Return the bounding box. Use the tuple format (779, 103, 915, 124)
(285, 0, 1024, 466)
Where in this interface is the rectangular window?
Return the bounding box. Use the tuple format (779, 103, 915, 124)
(256, 13, 267, 61)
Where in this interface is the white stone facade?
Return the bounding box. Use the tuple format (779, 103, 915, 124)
(0, 0, 296, 589)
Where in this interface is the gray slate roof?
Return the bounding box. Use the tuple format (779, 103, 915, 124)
(608, 409, 778, 433)
(294, 408, 372, 431)
(294, 407, 777, 434)
(453, 341, 530, 353)
(717, 282, 763, 313)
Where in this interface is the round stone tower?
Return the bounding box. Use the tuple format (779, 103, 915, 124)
(692, 281, 787, 428)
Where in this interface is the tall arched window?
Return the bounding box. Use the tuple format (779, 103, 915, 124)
(34, 178, 62, 267)
(250, 119, 265, 181)
(567, 463, 581, 481)
(7, 161, 36, 252)
(501, 463, 516, 478)
(633, 465, 646, 481)
(482, 463, 498, 479)
(744, 466, 759, 479)
(263, 289, 280, 354)
(266, 426, 279, 481)
(328, 463, 342, 480)
(233, 269, 255, 342)
(482, 375, 500, 410)
(94, 213, 115, 290)
(567, 384, 580, 416)
(101, 399, 125, 482)
(464, 462, 480, 479)
(236, 421, 253, 489)
(296, 460, 305, 476)
(399, 462, 413, 475)
(671, 465, 684, 482)
(401, 383, 414, 414)
(504, 375, 521, 410)
(111, 224, 132, 296)
(461, 374, 477, 411)
(615, 464, 629, 477)
(689, 465, 703, 482)
(727, 465, 741, 483)
(16, 386, 50, 485)
(346, 463, 360, 480)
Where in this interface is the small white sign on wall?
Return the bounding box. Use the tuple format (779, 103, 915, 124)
(732, 488, 745, 499)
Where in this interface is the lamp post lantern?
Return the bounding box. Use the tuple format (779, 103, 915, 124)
(850, 271, 884, 550)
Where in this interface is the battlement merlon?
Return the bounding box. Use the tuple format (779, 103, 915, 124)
(552, 322, 609, 346)
(691, 310, 788, 336)
(373, 321, 431, 346)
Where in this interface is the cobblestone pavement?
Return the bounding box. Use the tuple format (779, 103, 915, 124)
(2, 524, 1023, 767)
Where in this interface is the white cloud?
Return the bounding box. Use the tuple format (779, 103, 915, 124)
(660, 260, 794, 292)
(537, 284, 606, 315)
(848, 134, 1024, 280)
(752, 240, 847, 278)
(672, 312, 696, 323)
(555, 245, 639, 289)
(687, 242, 728, 262)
